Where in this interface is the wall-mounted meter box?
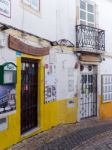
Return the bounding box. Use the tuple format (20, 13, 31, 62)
(0, 62, 17, 84)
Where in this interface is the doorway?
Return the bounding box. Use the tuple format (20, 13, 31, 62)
(80, 65, 97, 119)
(21, 58, 38, 134)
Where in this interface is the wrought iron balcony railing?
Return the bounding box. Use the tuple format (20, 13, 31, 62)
(76, 24, 105, 52)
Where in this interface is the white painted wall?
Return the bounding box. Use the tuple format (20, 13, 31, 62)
(0, 1, 112, 60)
(0, 0, 57, 41)
(0, 32, 16, 64)
(100, 57, 112, 74)
(0, 1, 108, 45)
(44, 48, 78, 100)
(56, 52, 77, 100)
(0, 0, 112, 53)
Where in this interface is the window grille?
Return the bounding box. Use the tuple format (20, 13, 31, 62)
(102, 75, 112, 102)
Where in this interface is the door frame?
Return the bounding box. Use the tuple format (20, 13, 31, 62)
(21, 58, 38, 134)
(18, 55, 43, 136)
(77, 61, 100, 122)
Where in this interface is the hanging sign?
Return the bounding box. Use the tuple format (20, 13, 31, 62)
(0, 0, 11, 18)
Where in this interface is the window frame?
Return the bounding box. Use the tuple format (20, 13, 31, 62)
(22, 0, 40, 12)
(79, 0, 96, 27)
(23, 0, 30, 5)
(101, 75, 112, 103)
(31, 0, 40, 11)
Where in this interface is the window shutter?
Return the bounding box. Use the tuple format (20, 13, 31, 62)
(31, 0, 40, 11)
(23, 0, 30, 5)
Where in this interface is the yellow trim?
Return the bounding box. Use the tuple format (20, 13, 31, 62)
(22, 53, 42, 60)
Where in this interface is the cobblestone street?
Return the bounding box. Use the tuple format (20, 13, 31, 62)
(8, 118, 112, 150)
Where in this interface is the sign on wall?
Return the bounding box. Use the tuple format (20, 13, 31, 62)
(68, 68, 74, 93)
(102, 75, 112, 102)
(0, 85, 16, 116)
(45, 64, 57, 103)
(0, 0, 11, 18)
(67, 100, 75, 108)
(8, 35, 50, 56)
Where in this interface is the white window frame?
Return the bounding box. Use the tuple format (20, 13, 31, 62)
(102, 75, 112, 103)
(79, 0, 96, 27)
(22, 0, 40, 12)
(31, 0, 40, 11)
(23, 0, 30, 5)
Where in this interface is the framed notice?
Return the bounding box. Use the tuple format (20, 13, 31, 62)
(102, 75, 112, 102)
(0, 0, 11, 18)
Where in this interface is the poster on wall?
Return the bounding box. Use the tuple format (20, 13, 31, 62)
(68, 80, 74, 92)
(45, 64, 57, 103)
(0, 85, 16, 116)
(0, 0, 11, 18)
(68, 68, 74, 94)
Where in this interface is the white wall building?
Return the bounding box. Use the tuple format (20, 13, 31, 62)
(0, 0, 112, 120)
(0, 0, 112, 149)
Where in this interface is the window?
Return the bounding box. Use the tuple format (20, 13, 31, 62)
(23, 0, 40, 11)
(80, 0, 95, 27)
(102, 75, 112, 102)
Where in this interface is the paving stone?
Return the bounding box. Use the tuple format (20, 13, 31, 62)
(9, 119, 112, 150)
(12, 142, 25, 149)
(37, 122, 112, 150)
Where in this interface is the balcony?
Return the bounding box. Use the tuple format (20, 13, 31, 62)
(76, 24, 105, 53)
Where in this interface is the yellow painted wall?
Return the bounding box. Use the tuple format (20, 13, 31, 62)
(0, 55, 78, 150)
(99, 96, 112, 120)
(42, 98, 78, 131)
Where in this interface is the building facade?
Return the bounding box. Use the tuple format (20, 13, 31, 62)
(0, 0, 112, 149)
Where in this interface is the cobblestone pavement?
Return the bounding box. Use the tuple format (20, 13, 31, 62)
(8, 118, 112, 150)
(73, 131, 112, 150)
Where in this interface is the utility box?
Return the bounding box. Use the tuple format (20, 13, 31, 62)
(0, 62, 17, 84)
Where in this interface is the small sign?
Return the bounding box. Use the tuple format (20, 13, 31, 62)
(0, 0, 11, 18)
(0, 62, 16, 84)
(16, 51, 21, 57)
(4, 63, 16, 71)
(67, 100, 75, 108)
(8, 35, 50, 56)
